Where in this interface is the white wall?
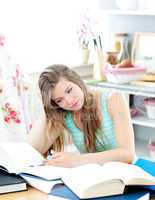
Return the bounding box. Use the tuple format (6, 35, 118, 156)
(0, 0, 98, 73)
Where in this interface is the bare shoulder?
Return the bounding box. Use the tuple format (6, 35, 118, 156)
(108, 90, 125, 102)
(89, 87, 102, 104)
(107, 90, 128, 117)
(88, 88, 128, 116)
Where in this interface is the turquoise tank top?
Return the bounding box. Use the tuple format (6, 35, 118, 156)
(65, 92, 117, 153)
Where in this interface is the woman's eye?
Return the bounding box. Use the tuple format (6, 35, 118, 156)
(67, 88, 72, 93)
(56, 99, 61, 104)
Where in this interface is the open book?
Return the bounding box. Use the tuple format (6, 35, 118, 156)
(61, 162, 155, 199)
(1, 142, 155, 198)
(0, 142, 70, 180)
(0, 142, 68, 193)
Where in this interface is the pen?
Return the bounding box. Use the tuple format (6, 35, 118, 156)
(47, 149, 54, 160)
(47, 154, 53, 160)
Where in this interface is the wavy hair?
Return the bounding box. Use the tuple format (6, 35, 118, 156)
(38, 64, 101, 152)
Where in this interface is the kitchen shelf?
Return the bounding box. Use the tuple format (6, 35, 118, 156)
(132, 115, 155, 128)
(88, 81, 155, 97)
(88, 81, 155, 128)
(94, 5, 155, 160)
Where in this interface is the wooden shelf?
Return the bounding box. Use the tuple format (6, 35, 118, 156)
(132, 115, 155, 128)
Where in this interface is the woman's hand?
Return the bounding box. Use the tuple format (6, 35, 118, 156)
(44, 152, 82, 168)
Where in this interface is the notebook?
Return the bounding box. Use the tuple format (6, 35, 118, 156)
(134, 158, 155, 191)
(0, 168, 27, 194)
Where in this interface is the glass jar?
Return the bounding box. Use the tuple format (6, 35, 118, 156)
(114, 33, 129, 62)
(105, 51, 118, 65)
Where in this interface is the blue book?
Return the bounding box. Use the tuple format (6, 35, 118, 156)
(50, 162, 155, 199)
(134, 158, 155, 191)
(50, 184, 150, 200)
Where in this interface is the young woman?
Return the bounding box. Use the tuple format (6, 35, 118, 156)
(28, 64, 135, 167)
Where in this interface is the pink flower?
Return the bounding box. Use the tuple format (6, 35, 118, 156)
(4, 116, 10, 123)
(2, 102, 21, 125)
(77, 10, 96, 49)
(14, 118, 21, 123)
(10, 110, 17, 118)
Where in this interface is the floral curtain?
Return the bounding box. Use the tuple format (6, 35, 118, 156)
(0, 35, 32, 142)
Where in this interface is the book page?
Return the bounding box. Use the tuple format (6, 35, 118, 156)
(62, 164, 105, 196)
(0, 147, 15, 172)
(101, 162, 155, 184)
(0, 142, 44, 173)
(20, 174, 62, 193)
(20, 165, 70, 180)
(62, 162, 155, 199)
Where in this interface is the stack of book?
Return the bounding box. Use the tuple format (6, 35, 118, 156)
(1, 142, 155, 199)
(0, 167, 26, 194)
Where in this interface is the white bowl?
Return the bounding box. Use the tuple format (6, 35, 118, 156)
(104, 63, 146, 84)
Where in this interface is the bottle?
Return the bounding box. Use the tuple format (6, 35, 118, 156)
(115, 33, 129, 62)
(114, 34, 121, 53)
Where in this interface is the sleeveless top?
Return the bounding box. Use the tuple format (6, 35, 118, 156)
(65, 92, 117, 153)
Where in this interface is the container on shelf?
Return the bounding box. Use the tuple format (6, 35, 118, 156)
(144, 98, 155, 119)
(130, 107, 139, 117)
(93, 50, 106, 81)
(105, 51, 119, 65)
(114, 34, 121, 52)
(81, 48, 89, 65)
(114, 33, 130, 63)
(103, 62, 146, 84)
(147, 140, 155, 159)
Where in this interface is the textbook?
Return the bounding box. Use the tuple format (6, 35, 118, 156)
(0, 142, 70, 193)
(51, 184, 151, 200)
(134, 158, 155, 191)
(1, 142, 155, 198)
(61, 162, 155, 199)
(0, 168, 27, 194)
(0, 142, 70, 180)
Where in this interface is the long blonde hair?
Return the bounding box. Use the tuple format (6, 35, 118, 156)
(38, 64, 101, 152)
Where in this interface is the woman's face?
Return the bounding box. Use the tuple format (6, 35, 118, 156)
(51, 78, 84, 111)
